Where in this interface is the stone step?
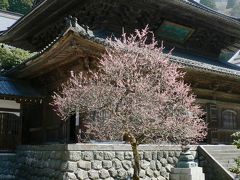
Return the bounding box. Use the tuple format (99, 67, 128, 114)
(213, 152, 240, 155)
(221, 162, 235, 167)
(218, 160, 236, 164)
(213, 154, 240, 160)
(201, 145, 239, 179)
(203, 147, 239, 152)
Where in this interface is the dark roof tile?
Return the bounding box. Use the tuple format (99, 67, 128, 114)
(0, 76, 42, 98)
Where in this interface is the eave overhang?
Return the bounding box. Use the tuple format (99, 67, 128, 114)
(4, 26, 106, 79)
(0, 76, 43, 101)
(3, 21, 240, 81)
(1, 0, 240, 52)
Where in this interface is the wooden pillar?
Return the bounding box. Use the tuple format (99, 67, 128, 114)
(75, 107, 80, 143)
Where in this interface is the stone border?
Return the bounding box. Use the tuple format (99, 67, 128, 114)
(17, 144, 198, 151)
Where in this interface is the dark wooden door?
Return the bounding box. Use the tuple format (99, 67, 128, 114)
(0, 113, 21, 151)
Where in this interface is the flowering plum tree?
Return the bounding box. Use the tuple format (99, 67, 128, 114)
(52, 27, 207, 180)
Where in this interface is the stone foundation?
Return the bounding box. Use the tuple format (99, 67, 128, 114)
(0, 153, 16, 179)
(14, 144, 198, 180)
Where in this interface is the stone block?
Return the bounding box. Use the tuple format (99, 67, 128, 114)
(68, 151, 81, 161)
(115, 152, 124, 161)
(124, 152, 133, 160)
(163, 151, 169, 158)
(146, 168, 154, 177)
(88, 170, 99, 179)
(152, 151, 157, 160)
(76, 169, 88, 180)
(102, 160, 112, 169)
(156, 161, 162, 171)
(117, 168, 127, 179)
(150, 160, 156, 170)
(153, 170, 160, 177)
(175, 151, 181, 158)
(166, 164, 173, 172)
(82, 152, 93, 161)
(60, 162, 68, 171)
(104, 152, 114, 160)
(144, 152, 152, 161)
(94, 151, 104, 160)
(127, 168, 134, 177)
(99, 169, 110, 179)
(167, 157, 174, 164)
(157, 151, 164, 160)
(91, 160, 102, 170)
(112, 159, 122, 169)
(173, 157, 179, 164)
(64, 172, 77, 179)
(49, 151, 56, 159)
(169, 151, 175, 157)
(109, 168, 118, 177)
(139, 152, 144, 160)
(122, 160, 132, 170)
(140, 160, 150, 170)
(54, 152, 62, 160)
(67, 162, 77, 172)
(170, 167, 205, 180)
(160, 158, 168, 167)
(78, 160, 91, 170)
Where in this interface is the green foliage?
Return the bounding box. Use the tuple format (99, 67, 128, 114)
(229, 132, 240, 175)
(0, 0, 9, 10)
(0, 0, 34, 14)
(227, 0, 237, 9)
(0, 44, 32, 72)
(8, 0, 34, 14)
(200, 0, 217, 10)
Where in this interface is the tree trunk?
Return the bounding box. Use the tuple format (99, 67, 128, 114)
(131, 141, 140, 180)
(125, 133, 140, 180)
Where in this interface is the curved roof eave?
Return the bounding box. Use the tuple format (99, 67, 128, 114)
(3, 25, 107, 77)
(1, 0, 240, 44)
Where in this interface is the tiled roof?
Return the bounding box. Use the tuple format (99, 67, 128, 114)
(0, 76, 42, 98)
(4, 21, 240, 79)
(185, 0, 240, 21)
(170, 55, 240, 77)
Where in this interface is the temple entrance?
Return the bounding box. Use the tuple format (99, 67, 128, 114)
(0, 113, 21, 151)
(69, 115, 76, 143)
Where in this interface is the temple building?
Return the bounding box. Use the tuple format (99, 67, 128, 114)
(1, 0, 240, 150)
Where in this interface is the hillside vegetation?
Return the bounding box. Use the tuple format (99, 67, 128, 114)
(0, 0, 34, 14)
(200, 0, 240, 17)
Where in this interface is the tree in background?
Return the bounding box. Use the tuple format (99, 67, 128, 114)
(200, 0, 217, 9)
(227, 0, 237, 9)
(230, 2, 240, 17)
(0, 0, 9, 10)
(0, 44, 33, 72)
(8, 0, 34, 14)
(229, 132, 240, 176)
(52, 27, 207, 180)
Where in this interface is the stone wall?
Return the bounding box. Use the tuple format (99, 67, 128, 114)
(0, 153, 16, 179)
(15, 144, 198, 180)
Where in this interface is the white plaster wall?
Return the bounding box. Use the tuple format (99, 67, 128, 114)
(0, 11, 21, 31)
(0, 99, 20, 116)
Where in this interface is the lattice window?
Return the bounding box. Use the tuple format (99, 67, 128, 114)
(222, 110, 237, 129)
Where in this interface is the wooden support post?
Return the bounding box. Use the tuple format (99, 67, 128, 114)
(75, 107, 80, 143)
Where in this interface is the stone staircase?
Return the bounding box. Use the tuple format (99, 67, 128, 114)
(203, 145, 240, 171)
(200, 145, 240, 180)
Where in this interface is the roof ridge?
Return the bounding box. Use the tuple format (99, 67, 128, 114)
(181, 0, 240, 22)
